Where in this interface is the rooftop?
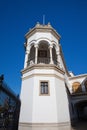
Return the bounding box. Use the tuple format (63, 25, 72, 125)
(25, 22, 61, 40)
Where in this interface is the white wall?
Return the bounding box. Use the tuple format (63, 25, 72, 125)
(19, 67, 70, 123)
(32, 76, 58, 123)
(19, 77, 34, 123)
(55, 77, 70, 123)
(27, 32, 58, 46)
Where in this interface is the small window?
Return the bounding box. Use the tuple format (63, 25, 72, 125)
(40, 81, 49, 95)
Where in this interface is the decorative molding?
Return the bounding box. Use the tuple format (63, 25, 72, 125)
(21, 64, 65, 75)
(19, 122, 70, 127)
(25, 24, 61, 41)
(69, 74, 87, 80)
(22, 73, 64, 81)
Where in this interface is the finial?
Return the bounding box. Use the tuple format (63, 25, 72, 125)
(36, 22, 40, 27)
(48, 22, 51, 26)
(48, 22, 50, 25)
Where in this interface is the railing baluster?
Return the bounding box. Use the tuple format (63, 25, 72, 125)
(27, 57, 58, 66)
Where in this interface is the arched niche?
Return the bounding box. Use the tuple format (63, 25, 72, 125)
(52, 45, 57, 65)
(27, 45, 35, 66)
(72, 82, 82, 93)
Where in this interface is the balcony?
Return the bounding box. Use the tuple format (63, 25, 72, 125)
(27, 57, 58, 66)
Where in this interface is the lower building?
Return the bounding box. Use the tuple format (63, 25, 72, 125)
(67, 73, 87, 124)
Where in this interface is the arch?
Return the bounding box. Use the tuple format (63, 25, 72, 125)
(37, 40, 50, 64)
(72, 82, 82, 93)
(52, 41, 58, 51)
(27, 45, 35, 66)
(27, 38, 60, 66)
(81, 77, 87, 92)
(28, 41, 36, 52)
(37, 38, 51, 46)
(84, 80, 87, 91)
(52, 45, 57, 65)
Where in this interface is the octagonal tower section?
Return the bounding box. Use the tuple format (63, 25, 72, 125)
(19, 23, 70, 130)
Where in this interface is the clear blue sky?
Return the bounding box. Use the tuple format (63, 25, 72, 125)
(0, 0, 87, 94)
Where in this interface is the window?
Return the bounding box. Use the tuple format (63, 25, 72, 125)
(40, 81, 49, 95)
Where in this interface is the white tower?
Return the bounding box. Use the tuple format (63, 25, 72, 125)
(19, 23, 70, 130)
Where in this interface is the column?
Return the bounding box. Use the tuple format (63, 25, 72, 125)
(49, 45, 53, 64)
(24, 50, 29, 68)
(56, 51, 62, 68)
(34, 44, 38, 64)
(82, 84, 86, 92)
(56, 52, 60, 66)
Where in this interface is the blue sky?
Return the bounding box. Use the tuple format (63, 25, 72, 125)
(0, 0, 87, 94)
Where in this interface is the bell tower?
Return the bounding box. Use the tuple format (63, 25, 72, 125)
(19, 23, 70, 130)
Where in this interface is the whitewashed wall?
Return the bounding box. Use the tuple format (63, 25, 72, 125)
(19, 67, 70, 123)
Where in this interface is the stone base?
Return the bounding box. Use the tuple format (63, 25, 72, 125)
(18, 122, 71, 130)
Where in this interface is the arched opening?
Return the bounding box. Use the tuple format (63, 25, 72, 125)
(27, 45, 35, 66)
(27, 41, 59, 66)
(38, 41, 50, 64)
(72, 82, 82, 93)
(52, 46, 57, 65)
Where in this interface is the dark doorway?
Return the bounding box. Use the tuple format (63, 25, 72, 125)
(75, 100, 87, 121)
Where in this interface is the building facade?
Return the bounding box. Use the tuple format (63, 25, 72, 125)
(19, 23, 87, 130)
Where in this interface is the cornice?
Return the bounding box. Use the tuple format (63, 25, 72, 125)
(22, 73, 64, 81)
(25, 24, 61, 41)
(21, 64, 65, 75)
(59, 45, 70, 77)
(69, 74, 87, 80)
